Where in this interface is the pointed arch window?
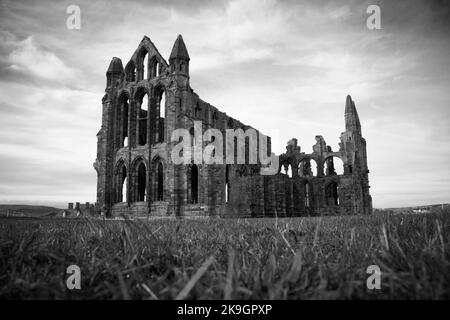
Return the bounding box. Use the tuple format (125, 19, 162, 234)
(143, 52, 149, 79)
(138, 93, 148, 146)
(157, 162, 164, 201)
(298, 159, 318, 177)
(137, 162, 147, 201)
(155, 88, 166, 143)
(137, 48, 149, 81)
(125, 61, 136, 82)
(117, 94, 129, 148)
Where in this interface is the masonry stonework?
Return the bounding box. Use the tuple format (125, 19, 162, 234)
(94, 34, 372, 218)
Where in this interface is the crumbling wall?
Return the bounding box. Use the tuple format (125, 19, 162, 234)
(95, 35, 371, 218)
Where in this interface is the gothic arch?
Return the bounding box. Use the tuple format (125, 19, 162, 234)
(154, 85, 167, 143)
(131, 157, 148, 202)
(130, 156, 148, 170)
(136, 46, 149, 80)
(125, 60, 136, 82)
(149, 55, 161, 78)
(151, 156, 165, 201)
(135, 87, 150, 146)
(298, 158, 318, 177)
(133, 85, 150, 101)
(117, 91, 130, 148)
(114, 159, 128, 203)
(117, 89, 131, 99)
(324, 156, 344, 176)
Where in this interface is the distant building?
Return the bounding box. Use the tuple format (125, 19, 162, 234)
(64, 202, 96, 217)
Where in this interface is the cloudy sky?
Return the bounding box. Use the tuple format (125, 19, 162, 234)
(0, 0, 449, 208)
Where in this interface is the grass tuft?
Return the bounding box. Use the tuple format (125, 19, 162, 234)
(0, 210, 449, 299)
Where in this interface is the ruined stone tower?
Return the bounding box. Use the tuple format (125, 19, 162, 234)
(275, 95, 372, 216)
(94, 34, 372, 217)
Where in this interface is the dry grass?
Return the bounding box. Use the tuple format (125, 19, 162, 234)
(0, 211, 449, 299)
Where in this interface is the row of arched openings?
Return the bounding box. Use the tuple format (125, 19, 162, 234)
(117, 88, 166, 148)
(115, 161, 199, 205)
(302, 180, 339, 208)
(282, 157, 345, 178)
(115, 159, 164, 204)
(125, 50, 162, 83)
(281, 159, 341, 208)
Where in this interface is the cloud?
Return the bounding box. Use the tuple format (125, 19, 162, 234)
(1, 33, 77, 82)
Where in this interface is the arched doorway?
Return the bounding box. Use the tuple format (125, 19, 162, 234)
(118, 93, 129, 148)
(137, 162, 146, 201)
(125, 60, 136, 82)
(138, 92, 148, 146)
(154, 87, 166, 143)
(137, 48, 149, 80)
(150, 57, 160, 78)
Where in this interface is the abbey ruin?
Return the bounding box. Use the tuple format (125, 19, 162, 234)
(94, 35, 372, 217)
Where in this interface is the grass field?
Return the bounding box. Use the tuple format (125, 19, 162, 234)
(0, 211, 449, 299)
